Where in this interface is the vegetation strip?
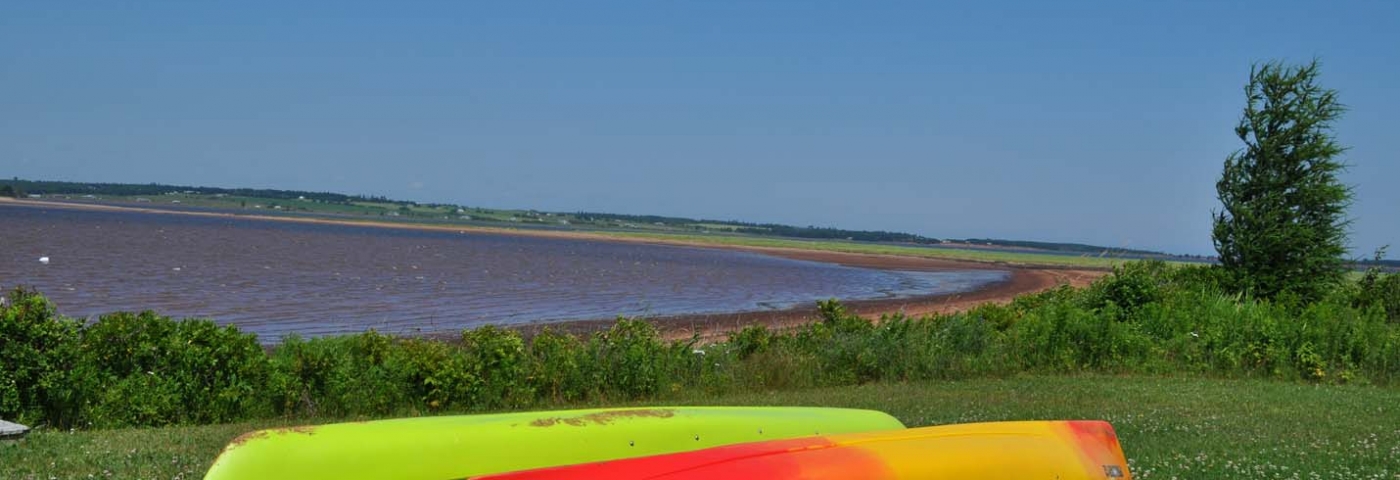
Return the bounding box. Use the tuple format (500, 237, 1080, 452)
(3, 261, 1396, 433)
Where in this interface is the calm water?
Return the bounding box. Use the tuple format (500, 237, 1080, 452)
(1, 204, 1007, 339)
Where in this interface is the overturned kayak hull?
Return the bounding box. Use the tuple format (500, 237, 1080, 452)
(475, 420, 1132, 480)
(203, 406, 904, 480)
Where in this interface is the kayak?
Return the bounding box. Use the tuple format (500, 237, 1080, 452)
(472, 420, 1132, 479)
(203, 406, 905, 480)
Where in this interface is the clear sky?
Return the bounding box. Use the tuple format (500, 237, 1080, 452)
(2, 1, 1396, 256)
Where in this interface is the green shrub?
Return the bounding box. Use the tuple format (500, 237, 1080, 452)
(267, 335, 344, 416)
(527, 329, 589, 403)
(396, 338, 475, 411)
(1356, 272, 1400, 323)
(78, 311, 269, 426)
(164, 320, 270, 423)
(86, 371, 183, 428)
(461, 326, 532, 409)
(1168, 264, 1232, 293)
(586, 319, 676, 399)
(727, 324, 774, 359)
(1082, 260, 1171, 317)
(265, 332, 417, 418)
(0, 287, 86, 427)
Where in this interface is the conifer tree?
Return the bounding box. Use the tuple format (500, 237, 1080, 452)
(1213, 60, 1352, 302)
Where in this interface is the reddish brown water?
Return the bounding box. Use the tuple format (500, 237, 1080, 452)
(1, 204, 1007, 340)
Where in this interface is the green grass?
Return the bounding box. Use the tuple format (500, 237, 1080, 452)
(602, 231, 1129, 268)
(4, 375, 1395, 479)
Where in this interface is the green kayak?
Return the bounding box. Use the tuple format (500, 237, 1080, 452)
(203, 406, 904, 480)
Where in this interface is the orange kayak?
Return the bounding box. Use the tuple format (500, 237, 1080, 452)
(472, 420, 1131, 479)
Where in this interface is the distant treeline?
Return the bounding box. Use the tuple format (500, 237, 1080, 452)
(4, 179, 383, 204)
(1356, 259, 1400, 272)
(573, 212, 701, 226)
(733, 224, 940, 244)
(962, 238, 1165, 256)
(574, 211, 942, 244)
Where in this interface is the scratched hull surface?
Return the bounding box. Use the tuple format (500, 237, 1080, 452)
(203, 407, 905, 480)
(2, 204, 1007, 339)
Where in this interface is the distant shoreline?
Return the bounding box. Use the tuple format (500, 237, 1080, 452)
(1, 197, 1104, 339)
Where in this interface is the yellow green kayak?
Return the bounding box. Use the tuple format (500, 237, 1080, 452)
(203, 406, 904, 480)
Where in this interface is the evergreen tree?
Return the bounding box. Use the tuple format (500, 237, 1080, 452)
(1213, 60, 1352, 302)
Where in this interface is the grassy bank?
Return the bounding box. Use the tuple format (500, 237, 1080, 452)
(2, 375, 1396, 479)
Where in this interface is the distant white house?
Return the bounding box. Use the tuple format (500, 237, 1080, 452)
(26, 194, 41, 198)
(136, 197, 151, 202)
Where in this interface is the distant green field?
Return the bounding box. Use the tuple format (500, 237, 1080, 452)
(3, 376, 1394, 479)
(602, 231, 1129, 268)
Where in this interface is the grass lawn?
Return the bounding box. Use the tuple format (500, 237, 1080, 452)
(3, 375, 1395, 479)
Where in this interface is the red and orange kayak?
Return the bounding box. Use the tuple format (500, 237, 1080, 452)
(472, 420, 1131, 479)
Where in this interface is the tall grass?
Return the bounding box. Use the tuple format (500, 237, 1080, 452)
(2, 262, 1397, 430)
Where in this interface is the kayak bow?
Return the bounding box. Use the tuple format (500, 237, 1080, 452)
(203, 406, 905, 480)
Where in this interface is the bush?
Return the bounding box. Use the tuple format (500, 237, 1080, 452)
(1083, 260, 1171, 316)
(727, 325, 774, 359)
(461, 326, 532, 409)
(267, 331, 415, 418)
(0, 287, 86, 427)
(78, 311, 269, 427)
(586, 319, 678, 399)
(1356, 271, 1400, 323)
(527, 329, 589, 403)
(396, 338, 472, 412)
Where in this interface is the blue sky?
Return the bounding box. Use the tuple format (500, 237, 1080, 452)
(2, 1, 1396, 256)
